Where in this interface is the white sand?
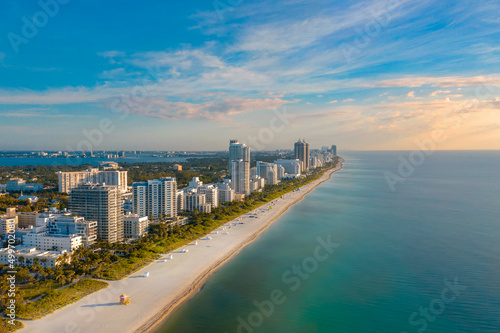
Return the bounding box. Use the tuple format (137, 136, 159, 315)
(19, 160, 343, 333)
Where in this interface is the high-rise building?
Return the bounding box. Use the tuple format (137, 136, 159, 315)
(184, 192, 211, 213)
(217, 183, 235, 203)
(231, 159, 250, 196)
(229, 140, 250, 177)
(294, 139, 310, 172)
(275, 159, 302, 175)
(256, 161, 279, 185)
(58, 168, 128, 193)
(198, 185, 219, 208)
(132, 177, 177, 219)
(331, 145, 337, 156)
(69, 184, 123, 243)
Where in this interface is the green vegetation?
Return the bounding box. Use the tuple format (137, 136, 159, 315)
(0, 317, 23, 333)
(91, 157, 339, 280)
(0, 155, 338, 320)
(15, 279, 108, 320)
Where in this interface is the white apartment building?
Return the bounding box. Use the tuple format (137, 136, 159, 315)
(123, 214, 149, 239)
(275, 159, 302, 176)
(198, 184, 219, 208)
(217, 183, 235, 203)
(132, 177, 177, 219)
(184, 192, 211, 213)
(58, 168, 128, 193)
(231, 159, 250, 196)
(0, 247, 70, 268)
(23, 233, 82, 252)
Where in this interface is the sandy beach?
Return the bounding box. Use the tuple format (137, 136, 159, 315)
(19, 159, 343, 333)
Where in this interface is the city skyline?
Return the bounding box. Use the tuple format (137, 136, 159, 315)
(1, 0, 499, 151)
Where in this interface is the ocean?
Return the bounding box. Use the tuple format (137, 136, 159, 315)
(155, 151, 500, 333)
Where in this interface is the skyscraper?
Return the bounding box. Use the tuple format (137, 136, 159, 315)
(132, 177, 177, 219)
(229, 139, 250, 177)
(294, 139, 310, 172)
(331, 145, 337, 156)
(231, 159, 250, 196)
(69, 184, 123, 243)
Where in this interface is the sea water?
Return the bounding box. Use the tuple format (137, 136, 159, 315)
(156, 151, 500, 333)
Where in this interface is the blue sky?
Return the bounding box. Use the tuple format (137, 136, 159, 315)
(0, 0, 499, 151)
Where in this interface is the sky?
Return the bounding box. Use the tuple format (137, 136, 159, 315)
(0, 0, 499, 151)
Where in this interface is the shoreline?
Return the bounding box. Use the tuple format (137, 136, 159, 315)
(19, 159, 344, 333)
(136, 158, 344, 333)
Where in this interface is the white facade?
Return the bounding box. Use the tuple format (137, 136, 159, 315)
(123, 214, 149, 239)
(133, 177, 177, 219)
(231, 159, 250, 196)
(217, 183, 234, 203)
(198, 185, 219, 208)
(0, 247, 70, 268)
(58, 168, 128, 193)
(184, 192, 210, 213)
(229, 139, 250, 177)
(275, 159, 302, 175)
(23, 233, 82, 252)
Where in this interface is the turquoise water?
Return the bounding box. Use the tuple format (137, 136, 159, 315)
(156, 151, 500, 333)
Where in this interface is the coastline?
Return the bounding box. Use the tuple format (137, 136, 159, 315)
(19, 159, 344, 333)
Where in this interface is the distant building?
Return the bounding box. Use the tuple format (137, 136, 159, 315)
(275, 159, 302, 175)
(217, 183, 234, 203)
(198, 185, 219, 208)
(69, 184, 123, 243)
(132, 177, 177, 219)
(188, 177, 203, 189)
(331, 145, 337, 156)
(231, 159, 250, 196)
(228, 140, 250, 177)
(184, 192, 211, 213)
(256, 161, 279, 185)
(6, 178, 43, 192)
(294, 139, 310, 172)
(17, 212, 38, 229)
(18, 195, 38, 203)
(46, 215, 98, 248)
(58, 168, 128, 193)
(0, 216, 17, 237)
(123, 214, 149, 239)
(173, 164, 182, 171)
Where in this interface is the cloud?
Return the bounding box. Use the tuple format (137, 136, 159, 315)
(328, 100, 338, 104)
(106, 97, 292, 121)
(371, 75, 500, 88)
(342, 99, 355, 102)
(407, 91, 415, 98)
(430, 90, 452, 96)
